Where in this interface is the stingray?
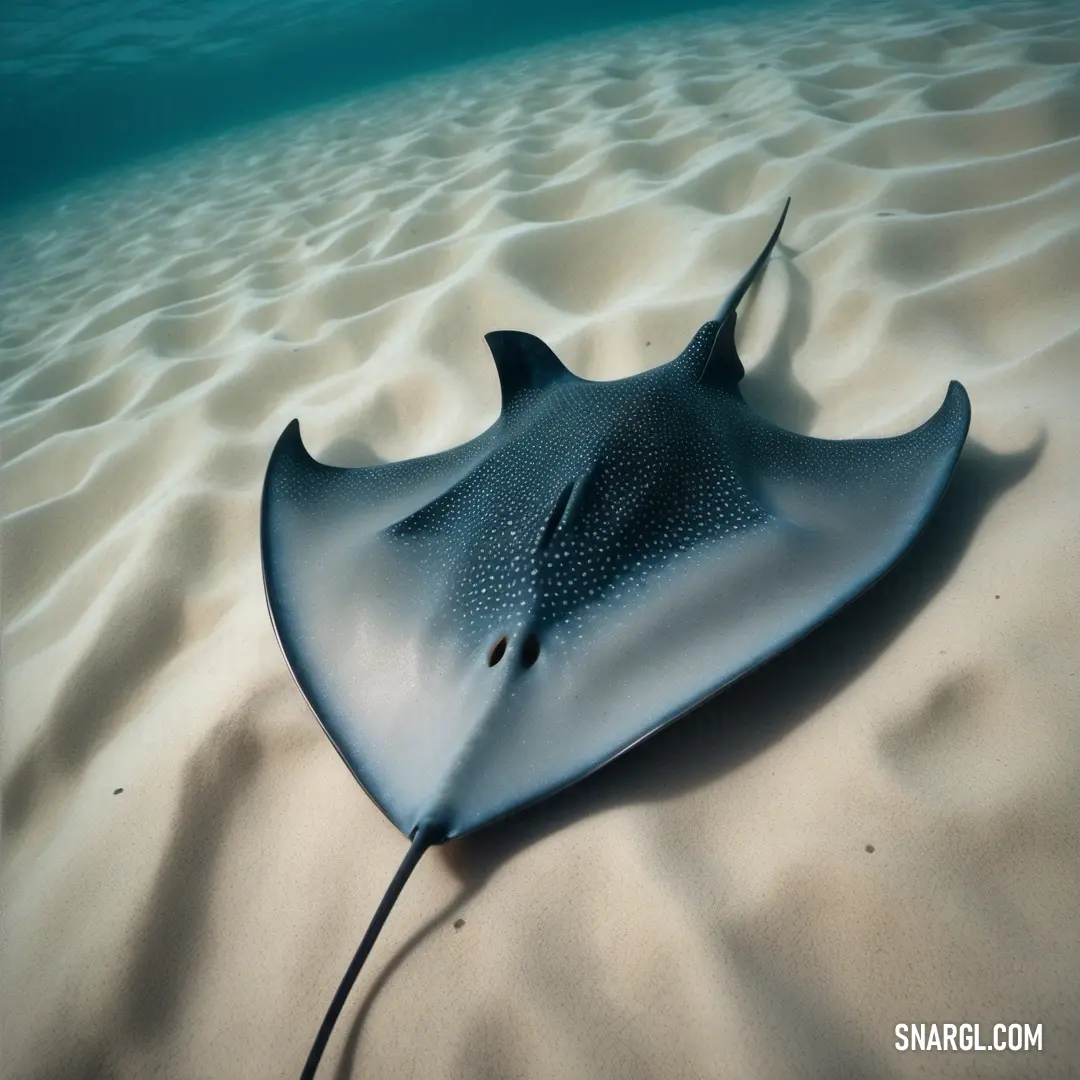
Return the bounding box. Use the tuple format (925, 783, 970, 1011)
(260, 198, 971, 1077)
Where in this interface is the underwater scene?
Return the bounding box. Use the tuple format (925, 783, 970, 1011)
(1, 0, 1078, 1077)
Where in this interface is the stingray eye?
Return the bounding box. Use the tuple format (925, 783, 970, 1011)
(487, 637, 507, 666)
(521, 633, 541, 668)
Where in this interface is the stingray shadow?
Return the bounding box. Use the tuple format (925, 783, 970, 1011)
(325, 431, 1042, 1073)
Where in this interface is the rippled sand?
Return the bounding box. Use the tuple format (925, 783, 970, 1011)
(2, 0, 1079, 1076)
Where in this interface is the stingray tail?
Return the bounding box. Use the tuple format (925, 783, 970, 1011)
(299, 824, 438, 1080)
(712, 197, 791, 325)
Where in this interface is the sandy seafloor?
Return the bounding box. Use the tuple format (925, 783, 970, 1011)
(2, 0, 1080, 1077)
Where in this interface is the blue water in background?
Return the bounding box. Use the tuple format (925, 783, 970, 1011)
(0, 0, 754, 211)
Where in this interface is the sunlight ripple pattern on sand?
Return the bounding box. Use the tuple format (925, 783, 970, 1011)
(1, 0, 1079, 1077)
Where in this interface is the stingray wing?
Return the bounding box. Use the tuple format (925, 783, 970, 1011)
(261, 418, 503, 830)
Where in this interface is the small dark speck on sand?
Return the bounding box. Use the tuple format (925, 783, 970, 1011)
(453, 918, 465, 931)
(645, 341, 651, 347)
(995, 594, 1000, 599)
(114, 788, 124, 795)
(876, 211, 896, 217)
(865, 844, 875, 854)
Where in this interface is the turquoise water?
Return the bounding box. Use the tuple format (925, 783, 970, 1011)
(0, 0, 757, 209)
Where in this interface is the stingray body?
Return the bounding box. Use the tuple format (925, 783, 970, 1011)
(261, 200, 970, 1076)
